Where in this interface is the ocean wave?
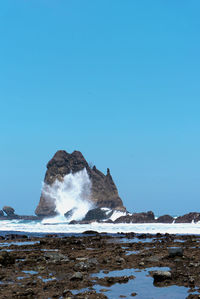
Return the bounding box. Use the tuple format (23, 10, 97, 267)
(1, 220, 200, 235)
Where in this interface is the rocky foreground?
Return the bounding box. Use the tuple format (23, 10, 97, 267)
(0, 233, 200, 298)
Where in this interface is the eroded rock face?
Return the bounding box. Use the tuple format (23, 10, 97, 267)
(35, 150, 125, 216)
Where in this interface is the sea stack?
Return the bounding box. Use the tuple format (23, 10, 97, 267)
(35, 150, 125, 216)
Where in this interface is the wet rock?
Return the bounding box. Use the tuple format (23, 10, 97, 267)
(115, 256, 125, 264)
(74, 258, 98, 271)
(156, 215, 174, 223)
(63, 289, 73, 297)
(83, 230, 99, 235)
(152, 271, 172, 282)
(139, 262, 145, 266)
(189, 276, 195, 286)
(69, 220, 78, 224)
(104, 219, 113, 223)
(83, 208, 112, 221)
(175, 212, 200, 223)
(0, 251, 15, 266)
(64, 208, 77, 219)
(5, 234, 28, 240)
(0, 210, 4, 217)
(145, 256, 160, 263)
(168, 247, 183, 257)
(74, 261, 88, 271)
(114, 211, 155, 223)
(105, 275, 134, 285)
(70, 272, 83, 281)
(44, 252, 69, 263)
(3, 206, 15, 216)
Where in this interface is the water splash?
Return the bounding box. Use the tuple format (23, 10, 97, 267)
(42, 168, 93, 223)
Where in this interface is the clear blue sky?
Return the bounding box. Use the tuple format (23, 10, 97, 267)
(1, 1, 200, 215)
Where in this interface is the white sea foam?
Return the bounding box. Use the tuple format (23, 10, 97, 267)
(109, 210, 127, 221)
(1, 220, 200, 235)
(41, 168, 93, 224)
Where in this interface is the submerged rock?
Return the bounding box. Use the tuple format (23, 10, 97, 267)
(35, 150, 125, 216)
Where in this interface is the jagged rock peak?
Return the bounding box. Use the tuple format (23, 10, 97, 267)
(35, 150, 126, 216)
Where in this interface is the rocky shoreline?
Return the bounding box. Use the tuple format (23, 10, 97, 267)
(1, 208, 200, 224)
(0, 232, 200, 298)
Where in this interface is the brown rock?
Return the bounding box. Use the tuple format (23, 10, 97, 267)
(35, 150, 125, 216)
(175, 212, 200, 223)
(0, 251, 15, 266)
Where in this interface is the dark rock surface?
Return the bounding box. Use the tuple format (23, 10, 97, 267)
(3, 206, 15, 216)
(152, 270, 172, 283)
(0, 233, 199, 298)
(35, 150, 125, 216)
(156, 215, 174, 223)
(175, 212, 200, 223)
(83, 208, 113, 222)
(114, 211, 155, 223)
(0, 210, 4, 217)
(168, 247, 183, 258)
(64, 208, 77, 219)
(0, 251, 15, 266)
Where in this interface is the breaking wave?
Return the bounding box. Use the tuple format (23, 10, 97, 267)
(41, 168, 93, 224)
(1, 220, 200, 235)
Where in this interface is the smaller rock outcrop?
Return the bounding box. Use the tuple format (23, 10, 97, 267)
(0, 210, 4, 217)
(156, 215, 174, 223)
(175, 212, 200, 223)
(3, 206, 15, 216)
(114, 211, 155, 223)
(83, 208, 113, 222)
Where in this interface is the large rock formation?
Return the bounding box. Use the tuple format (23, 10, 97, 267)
(35, 150, 125, 216)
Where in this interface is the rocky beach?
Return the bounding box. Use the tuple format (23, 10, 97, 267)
(1, 150, 200, 299)
(0, 232, 200, 298)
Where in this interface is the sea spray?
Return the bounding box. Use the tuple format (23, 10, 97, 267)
(41, 168, 93, 223)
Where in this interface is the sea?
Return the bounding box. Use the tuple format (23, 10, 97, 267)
(1, 218, 200, 236)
